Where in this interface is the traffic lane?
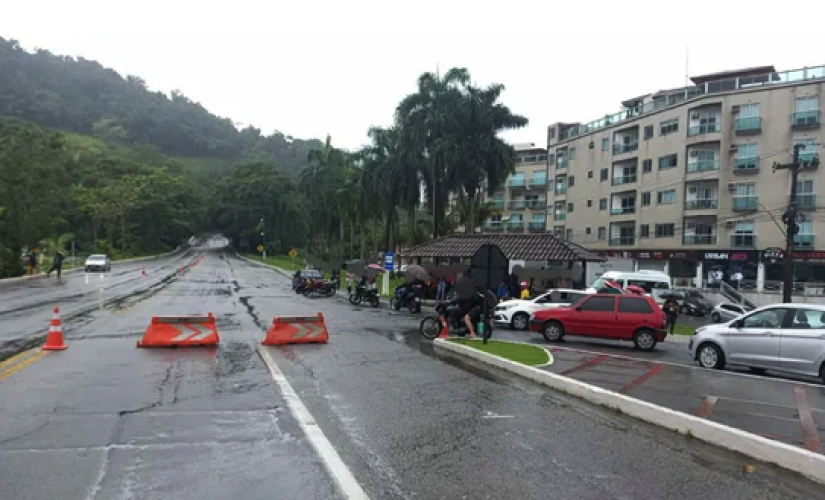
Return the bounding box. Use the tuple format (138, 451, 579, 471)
(0, 250, 341, 500)
(233, 260, 823, 500)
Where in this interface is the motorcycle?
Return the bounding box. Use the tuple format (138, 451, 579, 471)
(349, 284, 380, 307)
(419, 301, 494, 340)
(390, 282, 425, 313)
(302, 279, 337, 297)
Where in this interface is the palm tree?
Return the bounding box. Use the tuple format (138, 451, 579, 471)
(39, 232, 74, 264)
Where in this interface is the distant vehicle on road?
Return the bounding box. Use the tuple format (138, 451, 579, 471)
(292, 269, 323, 292)
(680, 290, 714, 317)
(689, 303, 825, 384)
(710, 302, 750, 323)
(84, 254, 111, 272)
(494, 288, 588, 330)
(529, 293, 668, 351)
(587, 270, 672, 304)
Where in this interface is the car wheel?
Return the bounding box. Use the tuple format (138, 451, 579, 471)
(541, 320, 564, 342)
(511, 312, 530, 331)
(633, 328, 657, 351)
(711, 312, 721, 323)
(697, 342, 725, 370)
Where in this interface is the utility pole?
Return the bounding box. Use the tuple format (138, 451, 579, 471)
(773, 143, 819, 303)
(260, 217, 266, 261)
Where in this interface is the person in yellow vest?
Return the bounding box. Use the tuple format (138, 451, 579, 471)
(520, 281, 530, 299)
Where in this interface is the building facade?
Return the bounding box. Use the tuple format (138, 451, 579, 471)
(484, 143, 549, 233)
(487, 64, 825, 289)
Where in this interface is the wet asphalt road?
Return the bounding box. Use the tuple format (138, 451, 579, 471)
(1, 247, 823, 500)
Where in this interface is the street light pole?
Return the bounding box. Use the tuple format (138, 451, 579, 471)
(260, 217, 266, 261)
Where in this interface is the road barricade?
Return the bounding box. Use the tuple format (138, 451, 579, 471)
(137, 313, 219, 347)
(262, 312, 329, 345)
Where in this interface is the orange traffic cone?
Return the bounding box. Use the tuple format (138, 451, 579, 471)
(438, 318, 449, 338)
(43, 307, 68, 350)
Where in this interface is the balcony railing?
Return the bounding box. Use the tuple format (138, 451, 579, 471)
(490, 199, 504, 209)
(526, 199, 546, 209)
(797, 193, 816, 210)
(612, 142, 639, 155)
(733, 158, 759, 173)
(554, 186, 567, 195)
(735, 116, 762, 134)
(485, 222, 504, 231)
(610, 206, 636, 215)
(506, 221, 524, 231)
(553, 213, 566, 222)
(507, 178, 526, 188)
(609, 236, 635, 246)
(684, 199, 719, 210)
(794, 235, 815, 248)
(529, 177, 547, 188)
(732, 196, 758, 211)
(686, 160, 719, 173)
(730, 235, 756, 247)
(799, 152, 820, 168)
(528, 221, 546, 232)
(683, 235, 717, 245)
(507, 200, 526, 210)
(688, 123, 722, 136)
(792, 110, 821, 128)
(612, 173, 637, 186)
(556, 159, 567, 169)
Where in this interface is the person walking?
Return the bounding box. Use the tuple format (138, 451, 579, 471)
(47, 250, 65, 279)
(663, 296, 680, 335)
(28, 251, 38, 276)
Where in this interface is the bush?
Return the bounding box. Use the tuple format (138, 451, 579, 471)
(0, 246, 25, 278)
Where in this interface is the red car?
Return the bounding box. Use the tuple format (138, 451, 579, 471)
(529, 293, 667, 351)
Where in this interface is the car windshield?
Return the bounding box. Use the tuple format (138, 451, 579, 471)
(687, 291, 705, 299)
(88, 255, 106, 259)
(589, 278, 609, 290)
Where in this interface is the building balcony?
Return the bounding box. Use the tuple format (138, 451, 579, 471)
(485, 221, 504, 232)
(490, 199, 504, 209)
(730, 235, 756, 248)
(732, 196, 758, 211)
(687, 123, 722, 136)
(686, 160, 719, 173)
(507, 200, 526, 210)
(684, 199, 719, 210)
(733, 158, 759, 174)
(735, 116, 762, 135)
(609, 236, 635, 246)
(506, 221, 524, 231)
(556, 159, 568, 169)
(799, 152, 820, 169)
(794, 235, 815, 248)
(554, 186, 567, 195)
(525, 199, 546, 209)
(797, 194, 816, 210)
(529, 177, 547, 188)
(553, 212, 566, 222)
(612, 142, 638, 155)
(507, 178, 526, 188)
(612, 173, 637, 186)
(683, 235, 717, 245)
(792, 110, 821, 129)
(528, 221, 545, 232)
(610, 206, 636, 216)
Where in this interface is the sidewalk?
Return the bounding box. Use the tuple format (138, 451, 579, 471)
(540, 345, 825, 455)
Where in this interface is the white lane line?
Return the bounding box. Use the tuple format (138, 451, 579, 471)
(257, 346, 370, 500)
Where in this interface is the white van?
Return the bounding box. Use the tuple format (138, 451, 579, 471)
(586, 270, 672, 303)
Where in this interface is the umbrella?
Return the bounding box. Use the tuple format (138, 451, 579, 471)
(658, 291, 684, 300)
(403, 264, 429, 283)
(367, 263, 386, 273)
(454, 274, 478, 301)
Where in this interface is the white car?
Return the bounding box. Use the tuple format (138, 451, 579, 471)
(84, 254, 111, 272)
(494, 288, 590, 330)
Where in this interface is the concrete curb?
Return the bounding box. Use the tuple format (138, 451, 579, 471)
(234, 253, 293, 279)
(433, 338, 825, 485)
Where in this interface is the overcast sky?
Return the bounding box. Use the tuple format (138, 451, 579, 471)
(2, 0, 822, 151)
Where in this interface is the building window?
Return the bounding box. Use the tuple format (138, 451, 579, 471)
(567, 202, 574, 213)
(600, 168, 609, 181)
(566, 228, 573, 240)
(641, 192, 651, 206)
(602, 138, 609, 151)
(731, 221, 755, 247)
(644, 125, 654, 140)
(587, 199, 593, 208)
(599, 198, 607, 210)
(586, 227, 592, 235)
(588, 170, 594, 179)
(658, 154, 678, 170)
(659, 118, 679, 136)
(655, 223, 675, 238)
(598, 227, 606, 240)
(640, 224, 650, 238)
(568, 176, 575, 187)
(795, 96, 820, 113)
(642, 159, 652, 173)
(569, 147, 576, 160)
(657, 189, 676, 204)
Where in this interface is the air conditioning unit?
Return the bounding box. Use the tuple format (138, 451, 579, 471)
(686, 221, 696, 229)
(691, 113, 700, 120)
(727, 182, 737, 191)
(689, 150, 699, 158)
(729, 144, 739, 152)
(725, 219, 737, 227)
(731, 105, 740, 113)
(688, 186, 697, 194)
(588, 141, 595, 149)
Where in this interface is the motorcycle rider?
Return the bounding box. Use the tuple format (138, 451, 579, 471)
(447, 286, 487, 338)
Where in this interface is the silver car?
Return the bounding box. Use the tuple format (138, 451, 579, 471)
(689, 303, 825, 384)
(710, 302, 750, 323)
(84, 254, 111, 272)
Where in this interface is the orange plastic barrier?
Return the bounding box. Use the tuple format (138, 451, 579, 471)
(43, 306, 68, 350)
(137, 313, 219, 347)
(262, 312, 329, 346)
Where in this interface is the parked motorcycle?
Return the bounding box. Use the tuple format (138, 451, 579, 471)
(419, 301, 494, 340)
(390, 282, 425, 313)
(349, 284, 380, 307)
(302, 279, 336, 297)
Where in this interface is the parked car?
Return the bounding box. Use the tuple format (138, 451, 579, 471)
(710, 302, 751, 323)
(529, 294, 668, 351)
(689, 303, 825, 384)
(291, 268, 323, 291)
(680, 290, 714, 317)
(84, 254, 111, 272)
(494, 288, 589, 330)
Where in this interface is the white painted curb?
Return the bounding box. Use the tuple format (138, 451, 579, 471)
(434, 338, 825, 485)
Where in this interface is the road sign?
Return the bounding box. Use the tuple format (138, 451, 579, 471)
(383, 252, 395, 271)
(257, 244, 264, 253)
(289, 248, 298, 258)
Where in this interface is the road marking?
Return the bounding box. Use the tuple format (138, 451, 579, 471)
(257, 346, 370, 500)
(0, 349, 38, 371)
(619, 363, 665, 394)
(794, 387, 822, 453)
(561, 354, 609, 376)
(696, 396, 718, 419)
(0, 350, 50, 383)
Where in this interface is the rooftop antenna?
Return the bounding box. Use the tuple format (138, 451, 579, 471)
(684, 45, 690, 87)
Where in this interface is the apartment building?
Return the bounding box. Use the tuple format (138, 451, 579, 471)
(484, 143, 549, 233)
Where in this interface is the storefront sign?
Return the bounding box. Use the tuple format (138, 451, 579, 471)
(761, 249, 825, 263)
(596, 250, 697, 260)
(699, 250, 758, 262)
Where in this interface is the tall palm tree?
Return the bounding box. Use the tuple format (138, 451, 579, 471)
(39, 232, 74, 261)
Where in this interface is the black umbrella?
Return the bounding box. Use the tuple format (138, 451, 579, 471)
(404, 264, 430, 283)
(454, 274, 477, 301)
(658, 291, 683, 300)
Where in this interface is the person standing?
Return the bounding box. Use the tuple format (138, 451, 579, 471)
(436, 276, 446, 301)
(28, 251, 38, 276)
(47, 250, 65, 278)
(663, 296, 680, 334)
